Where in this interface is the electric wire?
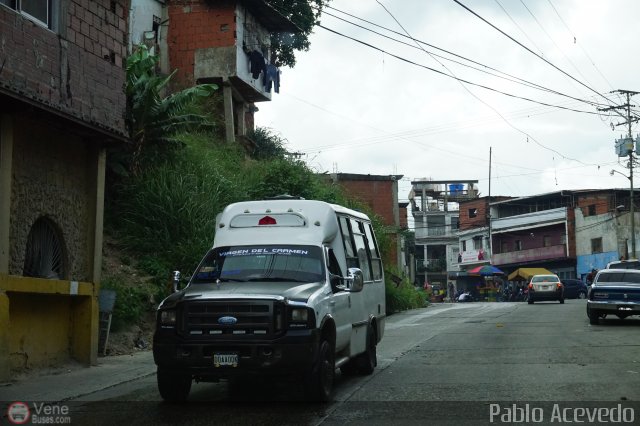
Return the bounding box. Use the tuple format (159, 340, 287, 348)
(373, 0, 592, 166)
(518, 0, 599, 100)
(317, 7, 605, 109)
(451, 0, 617, 107)
(546, 0, 615, 91)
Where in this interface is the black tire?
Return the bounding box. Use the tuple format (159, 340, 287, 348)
(304, 339, 334, 402)
(587, 308, 599, 325)
(157, 368, 192, 402)
(340, 359, 359, 376)
(356, 325, 377, 375)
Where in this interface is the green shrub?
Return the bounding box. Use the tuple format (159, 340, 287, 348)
(101, 275, 149, 332)
(385, 269, 429, 315)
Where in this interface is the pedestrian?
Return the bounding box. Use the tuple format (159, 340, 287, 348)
(448, 282, 455, 303)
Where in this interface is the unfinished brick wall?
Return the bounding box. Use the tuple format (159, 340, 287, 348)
(338, 180, 396, 227)
(167, 0, 236, 90)
(0, 0, 128, 136)
(459, 198, 489, 230)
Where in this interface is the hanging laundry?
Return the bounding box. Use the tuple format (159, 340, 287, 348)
(263, 63, 280, 93)
(249, 50, 266, 79)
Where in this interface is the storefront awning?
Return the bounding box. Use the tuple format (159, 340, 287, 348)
(507, 267, 554, 281)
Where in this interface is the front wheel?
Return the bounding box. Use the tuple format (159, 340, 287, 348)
(304, 339, 335, 402)
(157, 368, 192, 402)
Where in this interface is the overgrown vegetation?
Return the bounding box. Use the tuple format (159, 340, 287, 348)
(103, 44, 425, 330)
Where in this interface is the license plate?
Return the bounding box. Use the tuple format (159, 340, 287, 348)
(542, 285, 550, 290)
(214, 353, 238, 367)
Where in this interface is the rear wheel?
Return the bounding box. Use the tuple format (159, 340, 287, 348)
(587, 308, 600, 325)
(356, 325, 377, 375)
(157, 368, 192, 402)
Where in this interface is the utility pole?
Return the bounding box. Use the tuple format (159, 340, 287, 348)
(600, 90, 640, 259)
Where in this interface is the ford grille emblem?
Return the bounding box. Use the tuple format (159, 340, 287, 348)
(218, 316, 237, 325)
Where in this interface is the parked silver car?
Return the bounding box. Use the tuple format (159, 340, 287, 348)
(527, 274, 564, 304)
(587, 269, 640, 325)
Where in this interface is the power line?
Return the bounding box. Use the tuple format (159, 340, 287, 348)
(317, 4, 606, 109)
(317, 25, 599, 117)
(451, 0, 616, 106)
(372, 0, 592, 166)
(545, 0, 615, 91)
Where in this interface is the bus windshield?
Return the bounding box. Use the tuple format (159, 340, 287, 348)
(191, 245, 325, 284)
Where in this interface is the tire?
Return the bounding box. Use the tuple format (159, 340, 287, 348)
(157, 368, 192, 402)
(356, 325, 377, 375)
(304, 339, 334, 402)
(340, 359, 359, 376)
(587, 308, 599, 325)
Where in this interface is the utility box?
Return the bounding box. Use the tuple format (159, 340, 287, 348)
(616, 137, 634, 157)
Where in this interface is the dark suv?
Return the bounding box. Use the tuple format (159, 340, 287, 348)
(561, 279, 587, 299)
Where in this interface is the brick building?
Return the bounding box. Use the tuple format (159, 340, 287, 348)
(129, 0, 298, 148)
(0, 0, 128, 380)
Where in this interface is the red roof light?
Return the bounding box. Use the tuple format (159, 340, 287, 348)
(258, 216, 277, 225)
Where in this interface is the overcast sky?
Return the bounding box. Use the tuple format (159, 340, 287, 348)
(256, 0, 640, 203)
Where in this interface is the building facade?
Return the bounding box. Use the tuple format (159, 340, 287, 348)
(128, 0, 298, 148)
(410, 180, 479, 288)
(0, 0, 129, 379)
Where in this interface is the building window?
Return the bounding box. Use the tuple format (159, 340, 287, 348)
(461, 240, 467, 251)
(501, 242, 509, 253)
(468, 208, 477, 218)
(515, 240, 522, 251)
(543, 235, 551, 247)
(591, 237, 603, 254)
(451, 217, 459, 231)
(473, 237, 482, 250)
(1, 0, 58, 30)
(588, 204, 596, 216)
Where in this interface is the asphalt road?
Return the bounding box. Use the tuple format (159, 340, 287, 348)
(71, 299, 640, 425)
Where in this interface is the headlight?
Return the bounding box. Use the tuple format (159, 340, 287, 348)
(291, 308, 308, 322)
(160, 310, 177, 325)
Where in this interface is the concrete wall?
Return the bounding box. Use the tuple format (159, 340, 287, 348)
(9, 116, 95, 281)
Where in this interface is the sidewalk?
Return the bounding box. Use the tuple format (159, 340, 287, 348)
(0, 350, 155, 402)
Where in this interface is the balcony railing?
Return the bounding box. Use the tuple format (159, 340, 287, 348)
(492, 244, 566, 266)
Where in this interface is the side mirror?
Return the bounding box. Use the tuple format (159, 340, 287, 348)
(172, 270, 182, 293)
(346, 268, 364, 292)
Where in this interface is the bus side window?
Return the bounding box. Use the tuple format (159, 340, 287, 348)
(327, 249, 343, 292)
(339, 216, 358, 269)
(350, 218, 372, 282)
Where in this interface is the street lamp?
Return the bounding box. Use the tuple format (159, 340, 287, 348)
(610, 169, 635, 258)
